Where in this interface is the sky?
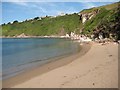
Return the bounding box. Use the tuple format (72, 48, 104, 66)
(1, 1, 118, 24)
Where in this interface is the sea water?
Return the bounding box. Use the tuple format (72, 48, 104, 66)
(2, 38, 80, 80)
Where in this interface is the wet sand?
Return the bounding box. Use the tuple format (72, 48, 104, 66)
(3, 42, 91, 88)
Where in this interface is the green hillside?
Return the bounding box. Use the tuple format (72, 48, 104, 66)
(2, 13, 80, 36)
(1, 2, 120, 40)
(82, 2, 120, 40)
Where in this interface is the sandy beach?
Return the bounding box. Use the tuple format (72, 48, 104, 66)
(3, 42, 118, 88)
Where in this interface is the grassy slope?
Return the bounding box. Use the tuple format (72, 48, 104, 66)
(82, 2, 119, 36)
(83, 8, 111, 34)
(80, 2, 118, 13)
(2, 14, 80, 36)
(1, 2, 119, 38)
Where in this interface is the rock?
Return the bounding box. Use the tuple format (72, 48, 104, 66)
(78, 9, 99, 24)
(17, 33, 27, 38)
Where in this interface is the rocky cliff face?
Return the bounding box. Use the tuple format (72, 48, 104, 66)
(79, 9, 99, 24)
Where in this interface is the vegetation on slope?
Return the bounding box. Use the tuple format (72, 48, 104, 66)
(88, 3, 119, 40)
(2, 13, 80, 36)
(81, 2, 120, 40)
(1, 2, 120, 40)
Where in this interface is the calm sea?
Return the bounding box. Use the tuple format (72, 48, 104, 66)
(2, 38, 80, 80)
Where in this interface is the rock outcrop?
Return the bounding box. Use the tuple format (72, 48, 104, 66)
(79, 9, 99, 24)
(17, 33, 27, 38)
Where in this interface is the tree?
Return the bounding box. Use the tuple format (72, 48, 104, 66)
(2, 23, 5, 26)
(8, 22, 11, 24)
(13, 20, 18, 24)
(34, 17, 39, 20)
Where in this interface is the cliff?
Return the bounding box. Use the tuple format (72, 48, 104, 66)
(79, 8, 99, 24)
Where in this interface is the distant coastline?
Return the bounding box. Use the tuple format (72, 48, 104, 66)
(1, 33, 71, 39)
(1, 36, 70, 39)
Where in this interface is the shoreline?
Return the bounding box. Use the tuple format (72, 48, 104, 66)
(3, 42, 91, 88)
(1, 36, 71, 39)
(10, 42, 118, 88)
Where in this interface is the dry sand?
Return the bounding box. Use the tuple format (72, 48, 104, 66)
(5, 42, 119, 88)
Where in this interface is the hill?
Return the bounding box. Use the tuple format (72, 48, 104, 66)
(2, 13, 80, 36)
(1, 2, 120, 40)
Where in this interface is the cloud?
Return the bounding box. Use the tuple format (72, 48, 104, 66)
(6, 2, 48, 13)
(2, 2, 102, 18)
(37, 7, 47, 13)
(36, 3, 79, 15)
(6, 0, 28, 6)
(3, 0, 28, 6)
(3, 0, 28, 2)
(27, 3, 58, 15)
(81, 2, 97, 9)
(67, 7, 78, 13)
(11, 2, 28, 6)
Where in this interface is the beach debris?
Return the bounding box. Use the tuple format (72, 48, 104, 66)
(109, 55, 113, 57)
(63, 76, 67, 77)
(75, 76, 78, 79)
(61, 83, 64, 85)
(48, 67, 50, 69)
(93, 83, 95, 85)
(101, 43, 106, 45)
